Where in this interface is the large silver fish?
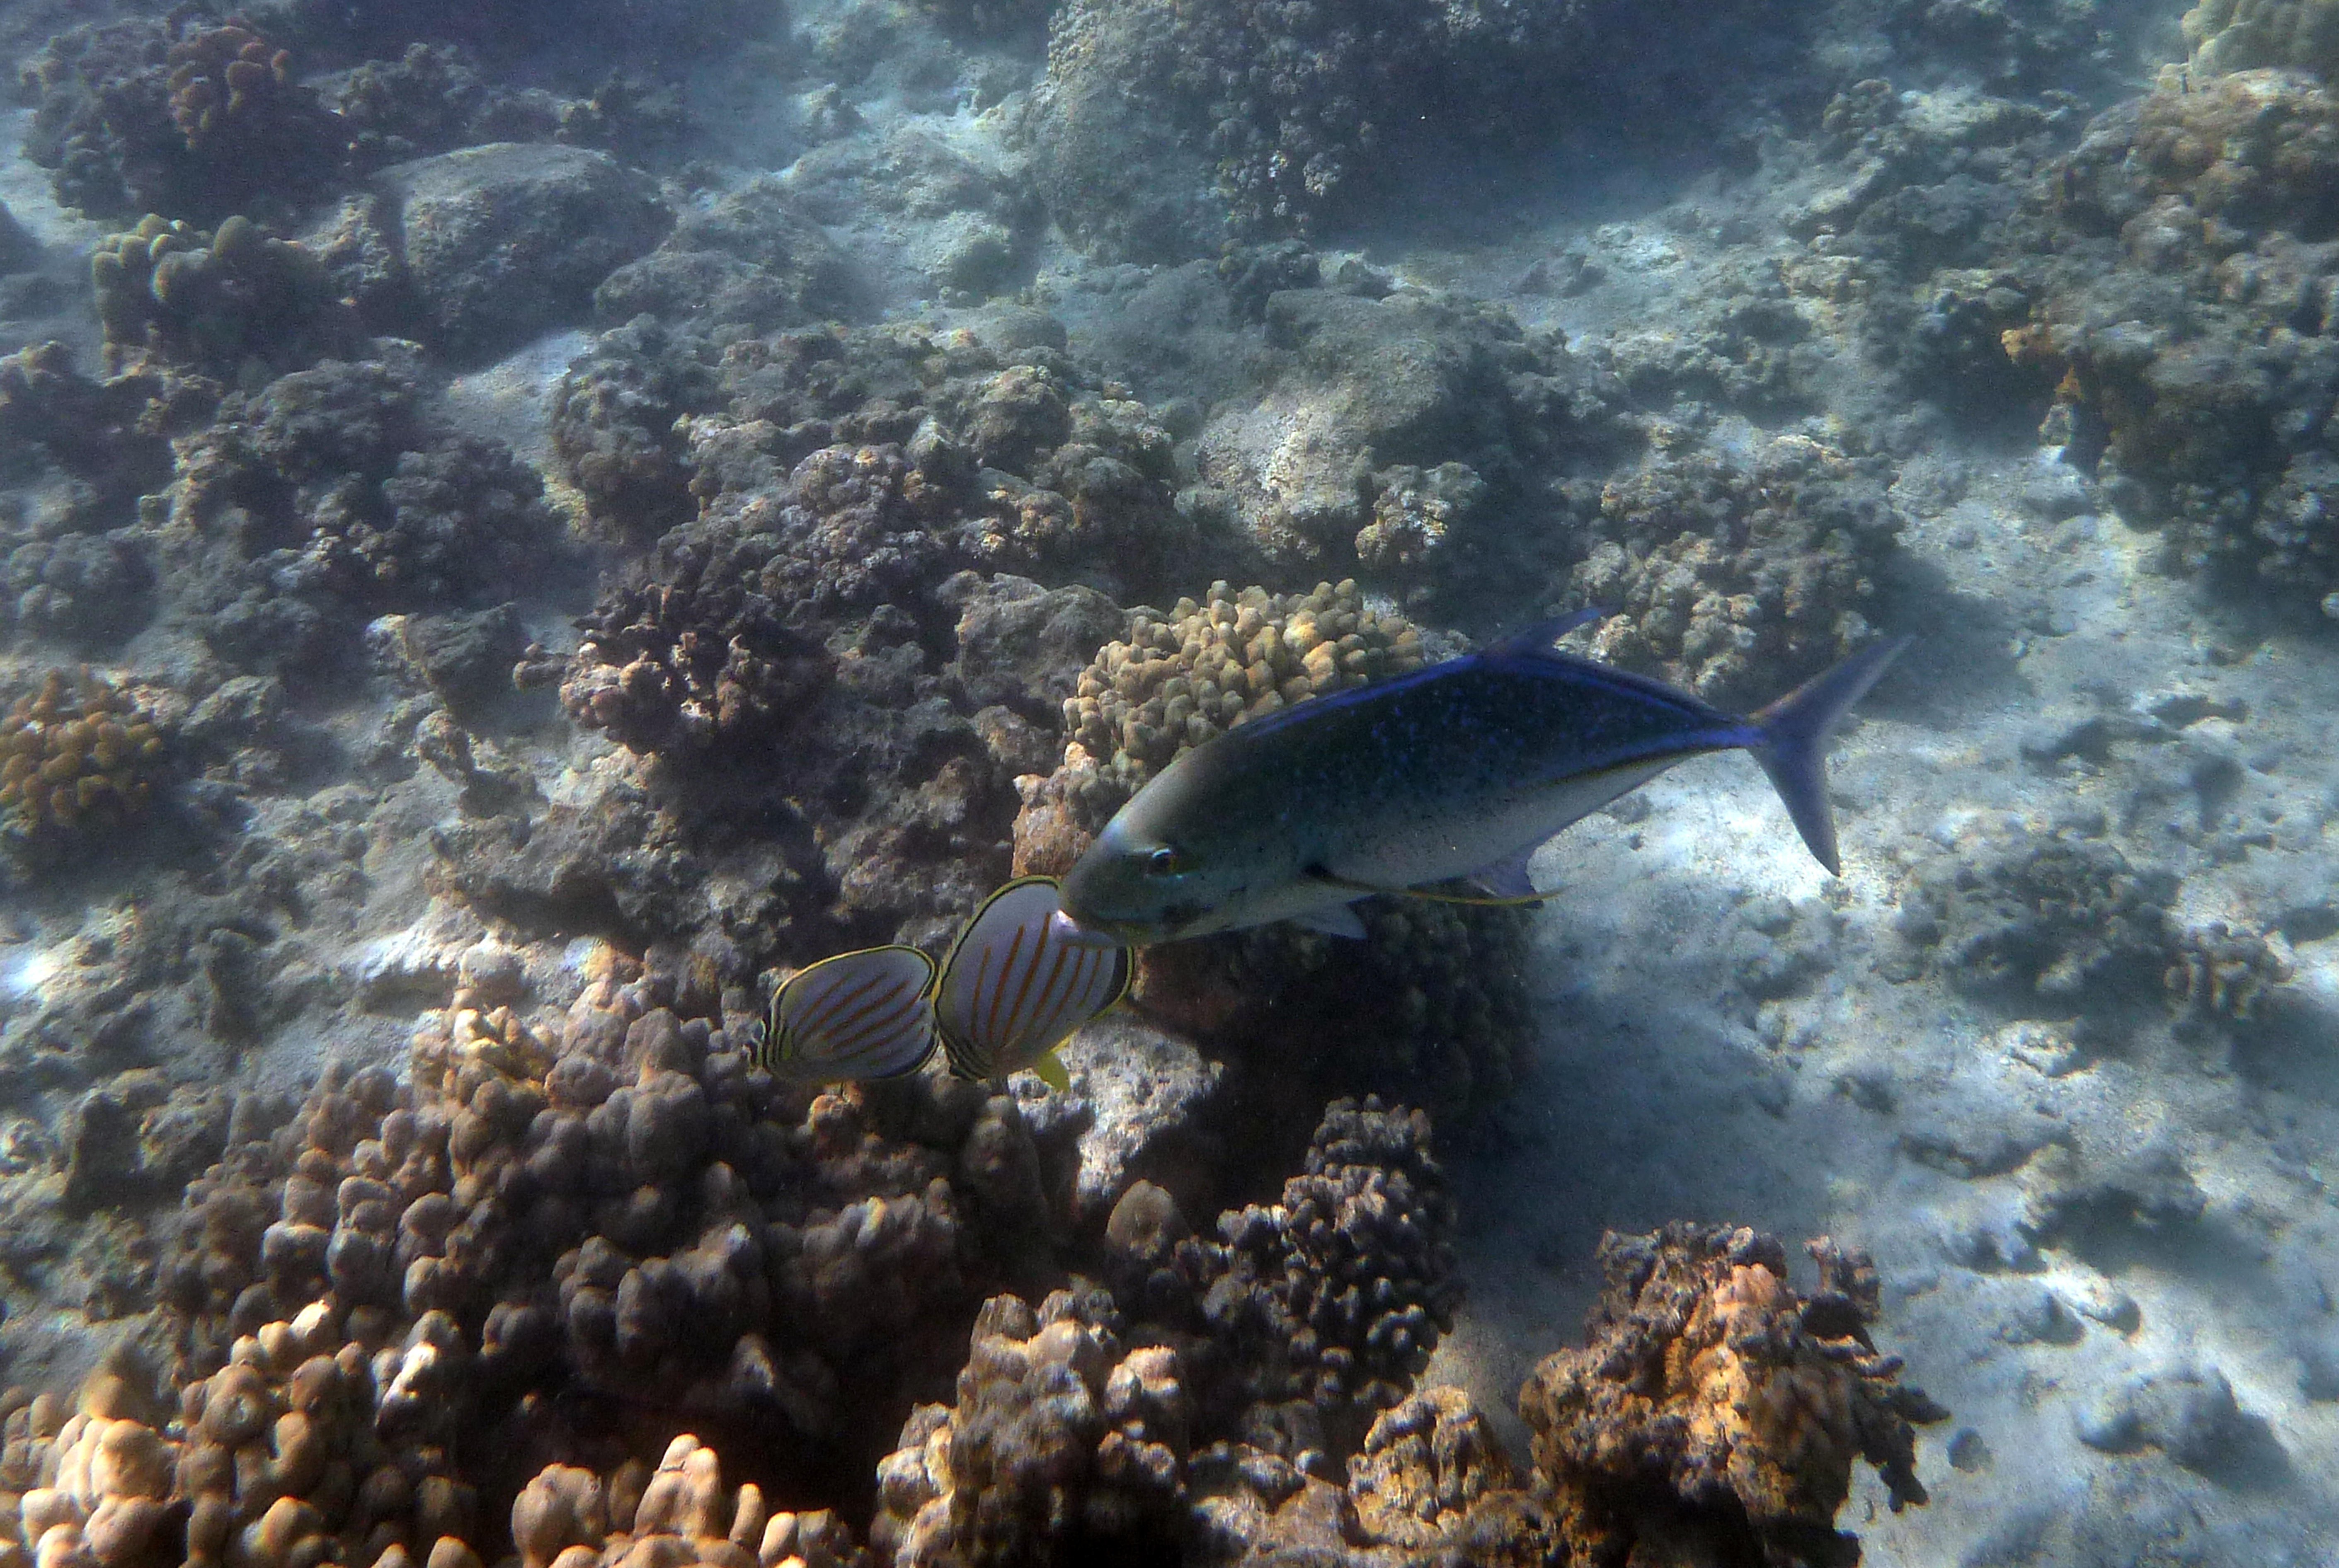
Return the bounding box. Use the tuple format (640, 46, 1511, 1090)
(1058, 613, 1910, 945)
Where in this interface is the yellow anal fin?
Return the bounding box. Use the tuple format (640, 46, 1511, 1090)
(1033, 1048, 1071, 1093)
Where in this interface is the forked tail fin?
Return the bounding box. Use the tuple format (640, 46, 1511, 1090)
(1748, 636, 1912, 875)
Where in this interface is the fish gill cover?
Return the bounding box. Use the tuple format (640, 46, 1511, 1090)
(0, 0, 2330, 1563)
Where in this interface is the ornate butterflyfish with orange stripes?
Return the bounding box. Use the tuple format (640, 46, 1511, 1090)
(932, 875, 1133, 1091)
(757, 944, 938, 1086)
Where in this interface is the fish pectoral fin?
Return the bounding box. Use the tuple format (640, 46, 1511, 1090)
(1288, 900, 1371, 940)
(1306, 861, 1551, 910)
(1486, 607, 1607, 658)
(1463, 845, 1544, 902)
(1032, 1049, 1071, 1093)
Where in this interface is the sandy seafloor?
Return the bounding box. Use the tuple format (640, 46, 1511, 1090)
(2, 0, 2337, 1561)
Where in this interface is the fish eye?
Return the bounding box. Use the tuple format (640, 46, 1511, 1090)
(1145, 845, 1187, 877)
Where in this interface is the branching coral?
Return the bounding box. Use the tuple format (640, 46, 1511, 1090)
(559, 565, 831, 758)
(871, 1287, 1188, 1565)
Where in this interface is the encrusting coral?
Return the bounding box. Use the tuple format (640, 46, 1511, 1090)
(0, 669, 167, 844)
(1519, 1224, 1944, 1568)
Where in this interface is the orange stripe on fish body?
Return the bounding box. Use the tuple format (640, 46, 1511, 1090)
(761, 944, 938, 1084)
(936, 876, 1132, 1085)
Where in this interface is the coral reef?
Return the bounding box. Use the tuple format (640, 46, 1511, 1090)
(2, 508, 156, 650)
(0, 1369, 182, 1568)
(0, 344, 200, 504)
(155, 945, 1063, 1543)
(22, 17, 348, 223)
(871, 1286, 1188, 1564)
(1563, 436, 1905, 708)
(1032, 0, 1776, 247)
(557, 551, 831, 758)
(871, 1098, 1472, 1565)
(1015, 581, 1531, 1122)
(510, 1435, 868, 1568)
(0, 670, 167, 845)
(2181, 0, 2339, 77)
(1193, 283, 1624, 602)
(670, 318, 1206, 602)
(1992, 68, 2339, 607)
(92, 215, 357, 377)
(548, 318, 722, 537)
(2164, 919, 2295, 1027)
(1054, 580, 1427, 819)
(331, 44, 499, 165)
(1519, 1224, 1943, 1568)
(1193, 1099, 1461, 1442)
(168, 357, 565, 675)
(1890, 828, 2181, 1013)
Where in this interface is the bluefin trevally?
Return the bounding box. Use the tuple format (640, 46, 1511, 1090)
(1057, 612, 1910, 946)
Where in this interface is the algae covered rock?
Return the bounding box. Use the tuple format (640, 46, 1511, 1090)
(372, 143, 671, 358)
(1892, 827, 2180, 1013)
(1193, 285, 1617, 595)
(1994, 68, 2339, 608)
